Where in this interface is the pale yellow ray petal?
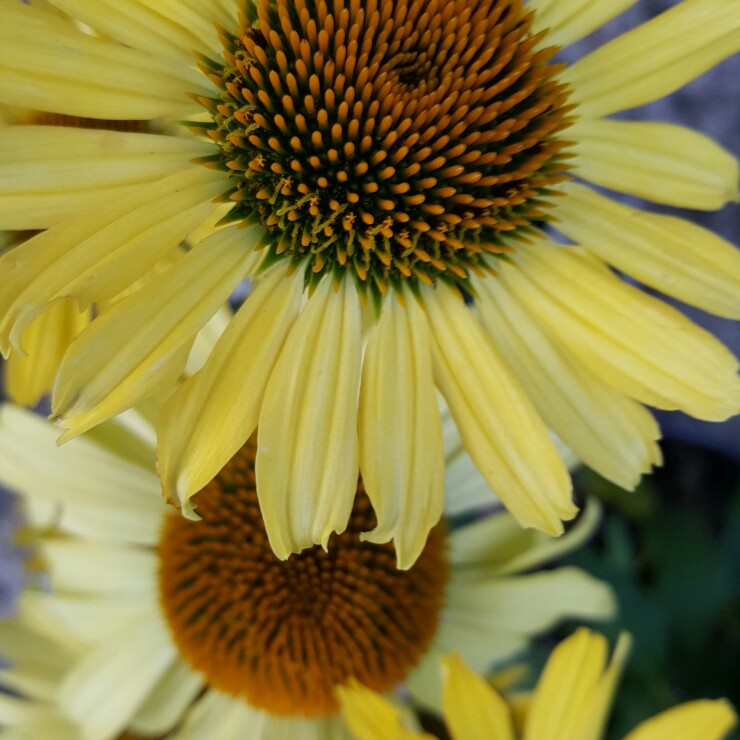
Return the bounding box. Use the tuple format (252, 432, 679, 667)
(569, 119, 740, 210)
(59, 618, 176, 740)
(424, 285, 576, 536)
(562, 0, 740, 117)
(46, 0, 218, 61)
(337, 680, 430, 740)
(524, 630, 631, 740)
(555, 183, 740, 319)
(359, 292, 444, 569)
(257, 277, 363, 560)
(157, 265, 303, 517)
(624, 699, 737, 740)
(5, 299, 91, 407)
(441, 654, 515, 740)
(503, 244, 740, 420)
(0, 126, 213, 229)
(0, 1, 209, 119)
(51, 227, 259, 440)
(475, 274, 661, 489)
(0, 168, 224, 355)
(528, 0, 639, 48)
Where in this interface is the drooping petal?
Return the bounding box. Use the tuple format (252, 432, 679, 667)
(0, 1, 209, 119)
(475, 274, 661, 489)
(0, 167, 224, 355)
(257, 276, 362, 559)
(624, 699, 737, 740)
(524, 630, 631, 740)
(441, 654, 515, 740)
(424, 285, 576, 536)
(51, 226, 260, 440)
(0, 126, 212, 229)
(5, 299, 91, 407)
(503, 243, 740, 420)
(555, 183, 740, 319)
(562, 0, 740, 117)
(359, 292, 444, 569)
(157, 265, 303, 516)
(569, 119, 740, 210)
(528, 0, 639, 48)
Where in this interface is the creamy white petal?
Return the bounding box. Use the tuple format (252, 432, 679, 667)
(0, 1, 209, 119)
(425, 285, 576, 535)
(59, 617, 176, 740)
(0, 126, 212, 229)
(41, 540, 157, 596)
(0, 168, 224, 355)
(444, 451, 501, 518)
(157, 265, 303, 516)
(529, 0, 639, 47)
(359, 292, 444, 569)
(562, 0, 740, 117)
(555, 182, 740, 319)
(569, 119, 740, 210)
(0, 405, 164, 544)
(171, 692, 256, 740)
(503, 243, 740, 420)
(130, 661, 203, 737)
(475, 274, 661, 488)
(449, 499, 602, 577)
(52, 226, 260, 439)
(257, 277, 362, 558)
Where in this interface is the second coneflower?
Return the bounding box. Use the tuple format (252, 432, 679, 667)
(0, 0, 739, 566)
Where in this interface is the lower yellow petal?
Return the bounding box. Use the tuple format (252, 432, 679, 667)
(442, 654, 515, 740)
(624, 699, 737, 740)
(359, 291, 444, 569)
(257, 276, 363, 559)
(425, 284, 576, 536)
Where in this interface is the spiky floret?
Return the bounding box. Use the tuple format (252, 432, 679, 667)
(190, 0, 573, 297)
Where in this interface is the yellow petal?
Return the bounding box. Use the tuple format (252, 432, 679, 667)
(359, 291, 444, 569)
(257, 276, 363, 559)
(5, 299, 91, 407)
(441, 654, 515, 740)
(475, 274, 661, 489)
(0, 1, 208, 119)
(51, 226, 260, 440)
(0, 126, 212, 229)
(624, 699, 737, 740)
(0, 167, 223, 356)
(337, 680, 430, 740)
(529, 0, 639, 47)
(425, 285, 576, 536)
(503, 243, 740, 421)
(562, 0, 740, 117)
(46, 0, 220, 62)
(524, 630, 631, 740)
(570, 118, 740, 210)
(157, 265, 303, 517)
(555, 182, 740, 319)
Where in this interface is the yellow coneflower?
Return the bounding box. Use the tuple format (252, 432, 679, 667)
(0, 404, 613, 739)
(339, 629, 738, 740)
(0, 0, 739, 565)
